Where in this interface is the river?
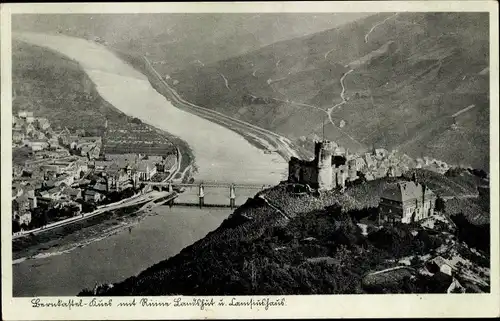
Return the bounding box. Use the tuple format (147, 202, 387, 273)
(14, 32, 288, 184)
(13, 207, 232, 296)
(12, 32, 290, 296)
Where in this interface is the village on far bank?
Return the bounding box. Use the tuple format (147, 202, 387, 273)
(12, 110, 180, 234)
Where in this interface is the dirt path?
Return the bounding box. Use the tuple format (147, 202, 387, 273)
(218, 72, 230, 90)
(364, 13, 399, 43)
(324, 69, 365, 150)
(451, 105, 476, 118)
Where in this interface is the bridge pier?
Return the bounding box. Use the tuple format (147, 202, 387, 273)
(230, 184, 236, 209)
(199, 183, 205, 208)
(167, 182, 175, 207)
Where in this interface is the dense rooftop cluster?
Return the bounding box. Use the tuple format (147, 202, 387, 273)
(11, 110, 180, 235)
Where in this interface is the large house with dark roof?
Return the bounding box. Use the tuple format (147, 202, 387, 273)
(378, 180, 437, 224)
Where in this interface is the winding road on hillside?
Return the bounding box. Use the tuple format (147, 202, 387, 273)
(193, 59, 205, 67)
(442, 194, 479, 201)
(323, 69, 364, 150)
(324, 48, 336, 60)
(451, 105, 476, 118)
(364, 13, 400, 43)
(316, 13, 404, 150)
(327, 69, 354, 120)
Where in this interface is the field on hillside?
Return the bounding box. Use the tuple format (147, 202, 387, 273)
(168, 12, 489, 171)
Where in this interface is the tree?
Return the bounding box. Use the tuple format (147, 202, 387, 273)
(121, 188, 135, 199)
(357, 171, 367, 183)
(435, 195, 446, 213)
(410, 255, 421, 266)
(12, 220, 20, 233)
(130, 117, 142, 125)
(81, 201, 97, 213)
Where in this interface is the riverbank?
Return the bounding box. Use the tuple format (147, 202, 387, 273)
(13, 205, 233, 296)
(12, 201, 149, 262)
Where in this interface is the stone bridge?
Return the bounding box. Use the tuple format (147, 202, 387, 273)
(140, 181, 274, 208)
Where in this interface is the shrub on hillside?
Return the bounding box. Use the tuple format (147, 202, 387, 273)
(367, 224, 441, 257)
(435, 195, 446, 213)
(452, 213, 490, 254)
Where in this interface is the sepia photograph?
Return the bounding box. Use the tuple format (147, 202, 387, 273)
(1, 1, 499, 319)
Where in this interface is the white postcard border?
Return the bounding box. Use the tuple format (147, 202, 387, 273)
(1, 1, 499, 319)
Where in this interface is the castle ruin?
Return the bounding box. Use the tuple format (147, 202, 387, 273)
(288, 140, 358, 191)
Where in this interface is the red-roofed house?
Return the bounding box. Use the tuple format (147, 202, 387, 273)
(24, 123, 36, 135)
(12, 184, 24, 200)
(12, 194, 32, 226)
(28, 139, 49, 151)
(40, 185, 65, 200)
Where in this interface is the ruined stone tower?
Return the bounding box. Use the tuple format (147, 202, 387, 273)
(315, 140, 335, 190)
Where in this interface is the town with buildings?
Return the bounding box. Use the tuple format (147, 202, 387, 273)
(12, 110, 179, 233)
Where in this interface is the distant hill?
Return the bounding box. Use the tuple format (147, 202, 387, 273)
(12, 40, 192, 164)
(167, 12, 489, 170)
(12, 13, 371, 74)
(12, 39, 119, 132)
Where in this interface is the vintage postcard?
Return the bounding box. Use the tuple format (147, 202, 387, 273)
(1, 1, 499, 319)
